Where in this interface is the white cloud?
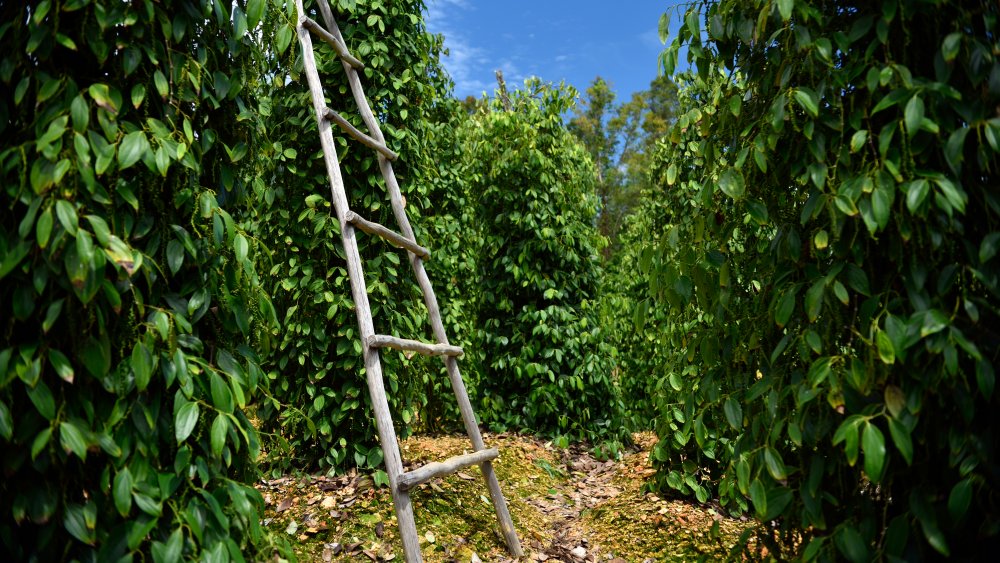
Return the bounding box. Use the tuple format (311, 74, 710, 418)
(424, 0, 493, 97)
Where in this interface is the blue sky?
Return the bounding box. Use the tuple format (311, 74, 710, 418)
(423, 0, 686, 104)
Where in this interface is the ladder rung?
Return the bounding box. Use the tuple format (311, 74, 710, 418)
(367, 334, 463, 358)
(346, 211, 429, 258)
(323, 108, 399, 161)
(299, 16, 365, 69)
(397, 448, 499, 492)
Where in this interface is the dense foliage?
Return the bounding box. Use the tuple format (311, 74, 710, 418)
(642, 0, 1000, 559)
(0, 0, 279, 559)
(463, 80, 628, 452)
(249, 0, 468, 473)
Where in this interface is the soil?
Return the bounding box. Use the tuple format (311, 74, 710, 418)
(256, 432, 751, 562)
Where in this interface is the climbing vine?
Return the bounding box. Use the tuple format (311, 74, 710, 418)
(0, 0, 279, 559)
(644, 0, 1000, 559)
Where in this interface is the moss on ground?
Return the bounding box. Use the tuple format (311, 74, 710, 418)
(257, 432, 751, 561)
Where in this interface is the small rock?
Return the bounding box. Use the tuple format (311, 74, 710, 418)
(571, 546, 586, 559)
(320, 496, 336, 509)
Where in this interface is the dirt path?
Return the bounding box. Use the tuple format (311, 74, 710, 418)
(257, 433, 749, 561)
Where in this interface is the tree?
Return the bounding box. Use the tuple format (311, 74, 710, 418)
(641, 0, 1000, 559)
(569, 76, 678, 257)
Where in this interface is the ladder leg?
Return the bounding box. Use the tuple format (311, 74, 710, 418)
(443, 357, 524, 556)
(362, 348, 423, 562)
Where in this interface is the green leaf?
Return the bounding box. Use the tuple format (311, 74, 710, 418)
(979, 232, 1000, 263)
(911, 492, 950, 556)
(717, 169, 745, 199)
(70, 95, 89, 133)
(36, 207, 54, 248)
(175, 402, 199, 443)
(807, 357, 831, 386)
(154, 70, 169, 98)
(32, 427, 53, 459)
(133, 492, 162, 517)
(113, 468, 133, 516)
(920, 309, 949, 337)
(0, 400, 14, 440)
(849, 130, 868, 153)
(59, 421, 89, 460)
(64, 503, 96, 545)
(80, 336, 110, 378)
(906, 179, 930, 212)
(862, 422, 886, 482)
(834, 525, 870, 563)
(118, 131, 150, 170)
(775, 289, 796, 327)
(736, 457, 750, 494)
(903, 95, 924, 136)
(884, 385, 905, 417)
(977, 360, 995, 399)
(48, 349, 74, 383)
(749, 479, 767, 518)
(88, 83, 119, 114)
(947, 478, 972, 521)
(887, 417, 912, 465)
(723, 397, 743, 430)
(55, 200, 79, 237)
(793, 88, 819, 117)
(27, 380, 56, 420)
(944, 127, 969, 174)
(764, 448, 787, 481)
(167, 240, 185, 274)
(876, 330, 895, 365)
(131, 84, 146, 108)
(210, 372, 234, 413)
(211, 413, 228, 456)
(668, 372, 682, 392)
(234, 234, 249, 263)
(805, 280, 824, 322)
(778, 0, 794, 22)
(941, 32, 961, 62)
(833, 280, 849, 304)
(246, 0, 265, 28)
(131, 342, 153, 392)
(152, 529, 184, 563)
(276, 24, 293, 55)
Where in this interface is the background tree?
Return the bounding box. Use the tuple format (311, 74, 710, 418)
(569, 76, 678, 257)
(640, 0, 1000, 559)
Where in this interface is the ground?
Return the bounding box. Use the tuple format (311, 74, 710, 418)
(257, 432, 750, 562)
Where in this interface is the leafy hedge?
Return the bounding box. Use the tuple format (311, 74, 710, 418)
(463, 81, 628, 452)
(0, 0, 280, 559)
(249, 0, 466, 473)
(644, 0, 999, 559)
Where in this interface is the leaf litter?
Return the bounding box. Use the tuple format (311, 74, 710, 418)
(257, 432, 750, 561)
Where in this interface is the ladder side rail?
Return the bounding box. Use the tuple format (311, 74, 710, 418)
(318, 3, 523, 556)
(294, 3, 422, 561)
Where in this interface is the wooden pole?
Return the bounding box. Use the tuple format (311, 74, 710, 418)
(397, 448, 499, 491)
(346, 211, 428, 258)
(367, 335, 463, 358)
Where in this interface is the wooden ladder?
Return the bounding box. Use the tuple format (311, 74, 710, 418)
(292, 2, 523, 561)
